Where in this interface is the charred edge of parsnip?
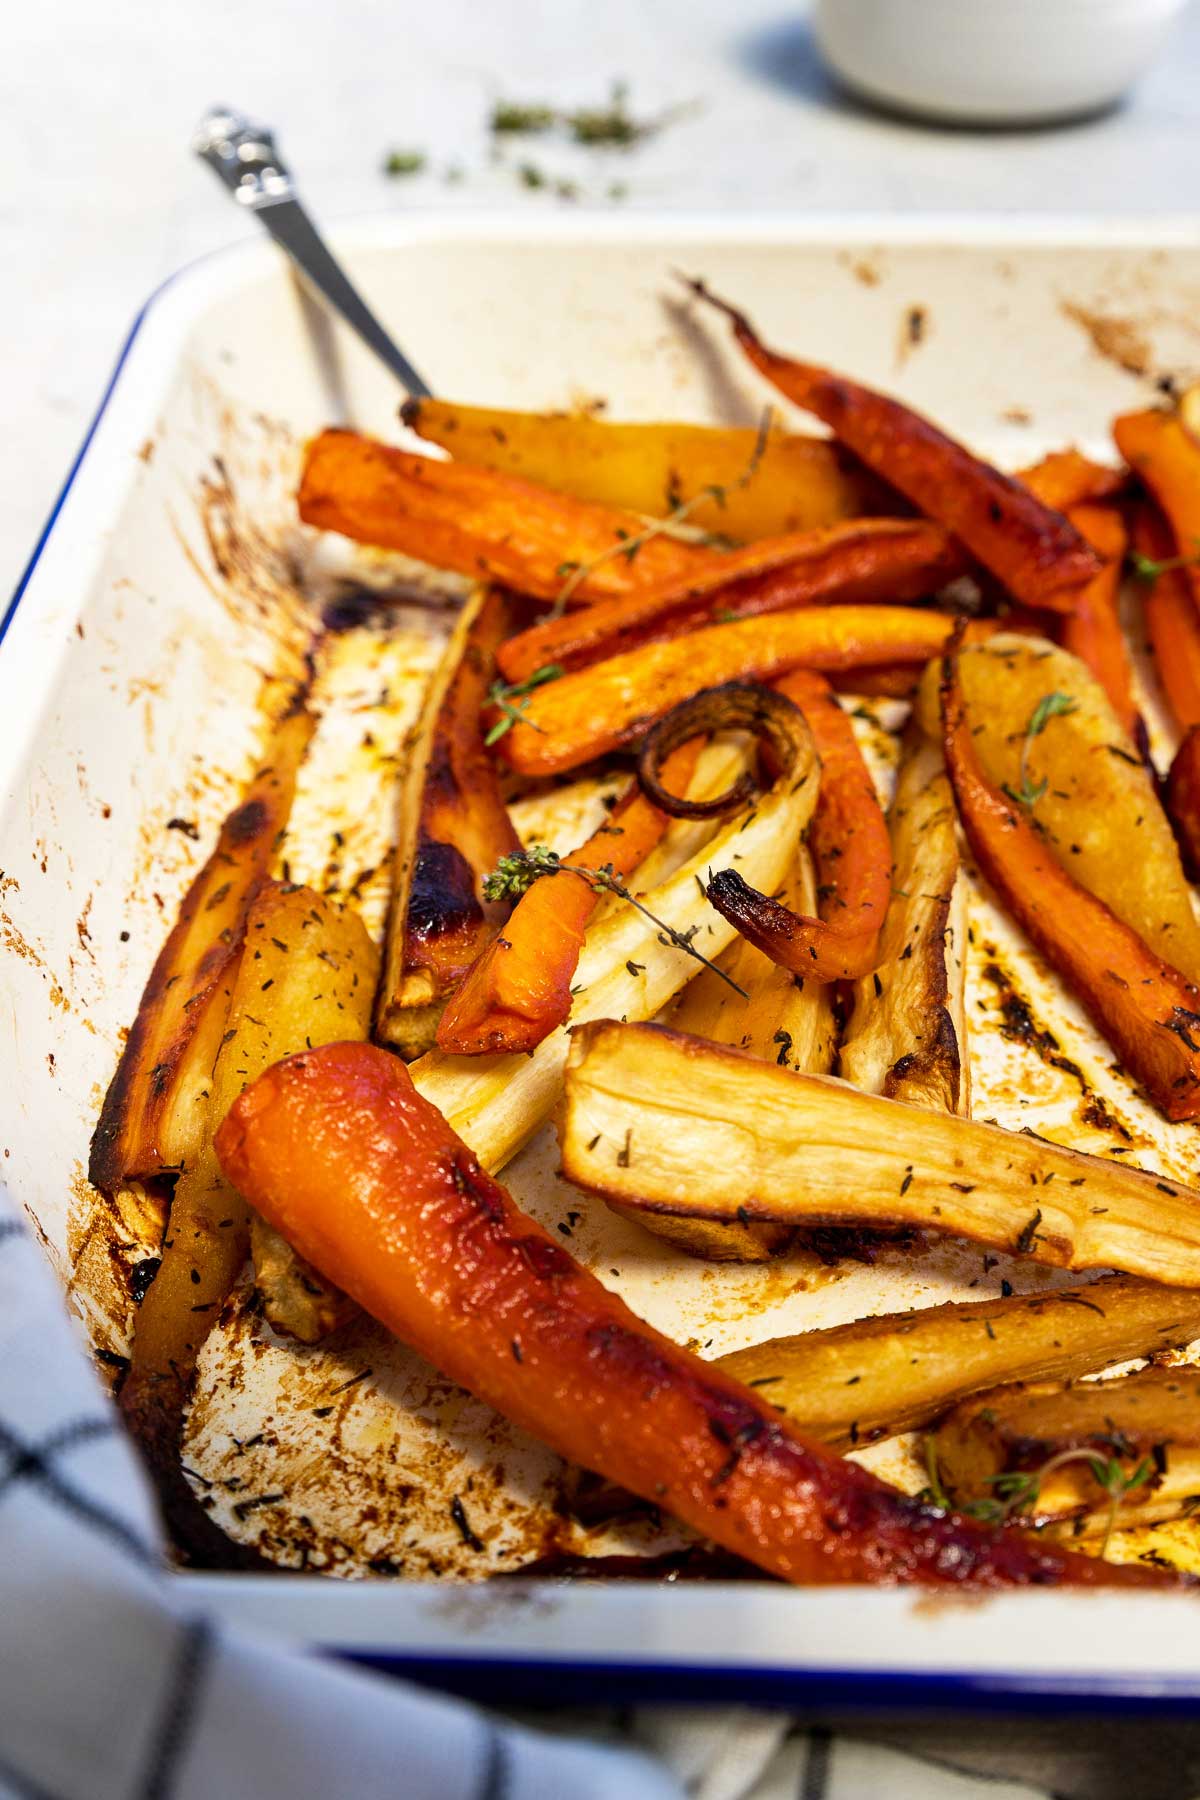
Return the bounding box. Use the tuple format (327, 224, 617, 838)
(561, 1021, 1200, 1286)
(714, 1274, 1200, 1451)
(840, 727, 968, 1117)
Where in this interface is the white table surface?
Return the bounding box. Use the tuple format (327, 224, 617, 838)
(6, 0, 1200, 598)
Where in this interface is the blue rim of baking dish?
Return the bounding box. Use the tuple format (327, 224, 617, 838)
(12, 218, 1200, 1715)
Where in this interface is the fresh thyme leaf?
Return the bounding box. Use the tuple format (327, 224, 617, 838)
(479, 847, 747, 994)
(382, 150, 426, 178)
(1004, 691, 1078, 813)
(483, 663, 563, 745)
(519, 162, 546, 189)
(1129, 547, 1200, 583)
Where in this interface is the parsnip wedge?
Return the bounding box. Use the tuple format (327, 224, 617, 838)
(714, 1276, 1200, 1450)
(657, 851, 835, 1261)
(932, 1366, 1200, 1537)
(89, 699, 314, 1190)
(561, 1022, 1200, 1285)
(411, 744, 818, 1174)
(121, 883, 379, 1546)
(915, 636, 1200, 984)
(840, 726, 969, 1115)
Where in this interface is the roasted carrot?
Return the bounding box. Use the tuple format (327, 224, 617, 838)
(495, 518, 963, 684)
(705, 671, 890, 982)
(1114, 408, 1200, 612)
(1130, 502, 1200, 734)
(1019, 449, 1128, 514)
(941, 640, 1200, 1122)
(1059, 503, 1140, 739)
(298, 428, 728, 604)
(436, 739, 701, 1056)
(1167, 726, 1200, 883)
(685, 281, 1100, 612)
(496, 606, 979, 778)
(215, 1041, 1171, 1589)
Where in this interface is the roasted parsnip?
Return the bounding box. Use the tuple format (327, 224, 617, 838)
(411, 733, 817, 1173)
(89, 699, 313, 1191)
(715, 1277, 1200, 1450)
(651, 851, 836, 1262)
(919, 636, 1200, 982)
(401, 399, 882, 537)
(120, 883, 378, 1550)
(940, 643, 1200, 1121)
(562, 1022, 1200, 1284)
(215, 1041, 1171, 1589)
(839, 725, 968, 1114)
(932, 1367, 1200, 1536)
(377, 588, 521, 1058)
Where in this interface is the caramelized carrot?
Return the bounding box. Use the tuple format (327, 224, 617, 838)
(496, 519, 963, 684)
(1019, 449, 1128, 514)
(1114, 408, 1200, 616)
(496, 606, 980, 778)
(687, 282, 1100, 612)
(215, 1041, 1171, 1589)
(1131, 502, 1200, 734)
(436, 740, 701, 1056)
(706, 672, 890, 982)
(1059, 504, 1140, 738)
(941, 642, 1200, 1122)
(298, 428, 728, 604)
(1167, 726, 1200, 883)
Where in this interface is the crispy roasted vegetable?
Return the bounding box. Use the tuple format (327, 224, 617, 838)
(435, 738, 701, 1056)
(715, 1277, 1200, 1451)
(495, 519, 964, 685)
(215, 1041, 1169, 1588)
(932, 1367, 1200, 1536)
(840, 725, 968, 1113)
(686, 281, 1100, 611)
(1132, 502, 1200, 733)
(1018, 449, 1129, 514)
(411, 742, 816, 1173)
(377, 588, 521, 1058)
(706, 670, 890, 983)
(402, 398, 883, 537)
(497, 605, 976, 778)
(1114, 405, 1200, 615)
(89, 700, 314, 1191)
(940, 642, 1200, 1120)
(121, 883, 377, 1553)
(926, 635, 1200, 980)
(660, 848, 836, 1263)
(1060, 504, 1140, 740)
(1167, 726, 1200, 883)
(298, 428, 728, 604)
(561, 1021, 1200, 1283)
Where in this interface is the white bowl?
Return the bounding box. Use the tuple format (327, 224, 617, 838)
(812, 0, 1189, 127)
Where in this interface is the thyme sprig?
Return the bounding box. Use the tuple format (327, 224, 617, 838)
(1001, 691, 1078, 812)
(483, 846, 747, 995)
(483, 663, 563, 746)
(548, 406, 775, 616)
(923, 1439, 1155, 1556)
(490, 83, 694, 149)
(1129, 546, 1200, 582)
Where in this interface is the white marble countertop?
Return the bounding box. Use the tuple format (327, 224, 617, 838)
(7, 0, 1200, 596)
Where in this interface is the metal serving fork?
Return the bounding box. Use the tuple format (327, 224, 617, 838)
(193, 105, 432, 399)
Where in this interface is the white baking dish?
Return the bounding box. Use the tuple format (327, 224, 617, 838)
(9, 214, 1200, 1710)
